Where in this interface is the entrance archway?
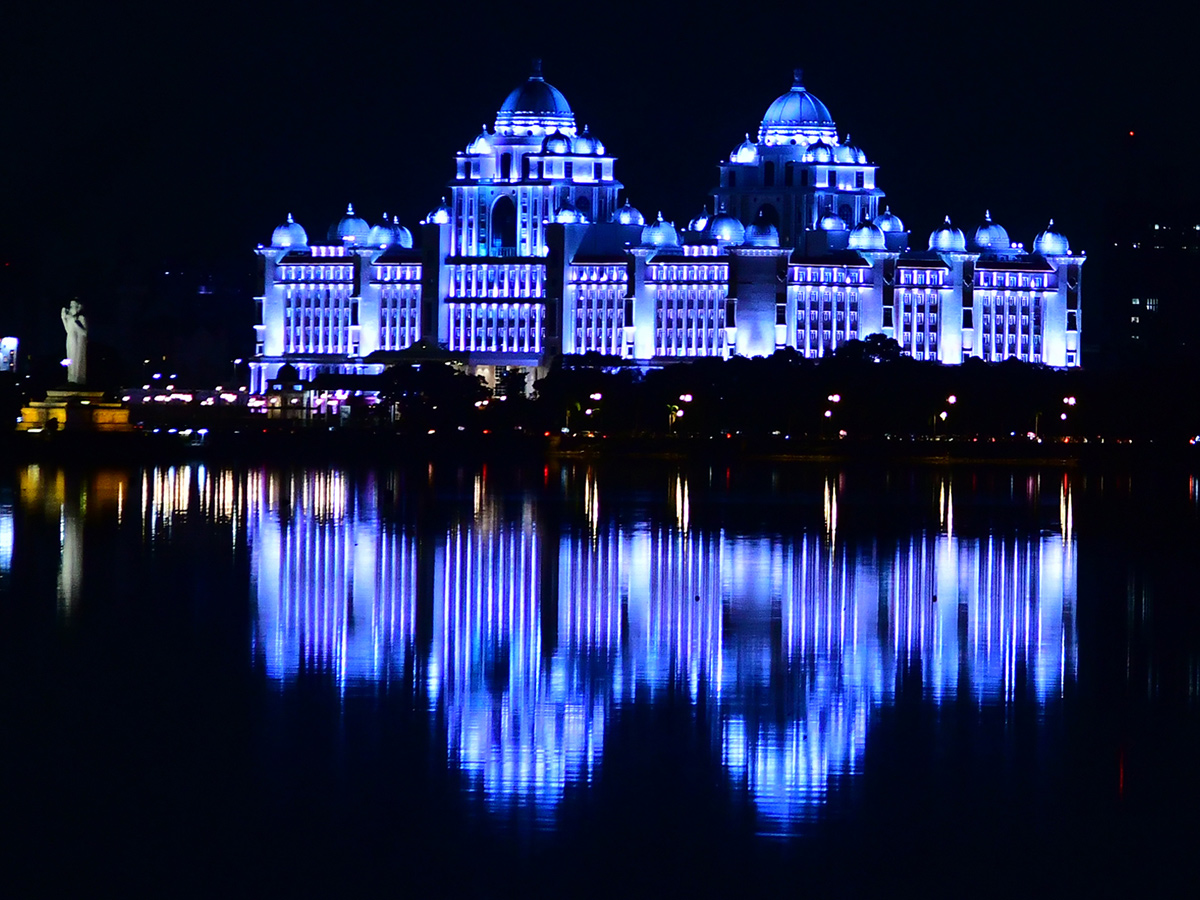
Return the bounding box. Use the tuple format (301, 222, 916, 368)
(490, 195, 517, 254)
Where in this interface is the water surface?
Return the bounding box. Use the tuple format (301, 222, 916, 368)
(2, 462, 1197, 894)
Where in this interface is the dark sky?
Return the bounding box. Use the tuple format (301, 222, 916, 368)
(1, 0, 1195, 315)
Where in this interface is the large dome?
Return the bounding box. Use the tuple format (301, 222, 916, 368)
(494, 59, 575, 135)
(759, 69, 838, 145)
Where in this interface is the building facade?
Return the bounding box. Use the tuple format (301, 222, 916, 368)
(251, 64, 1084, 393)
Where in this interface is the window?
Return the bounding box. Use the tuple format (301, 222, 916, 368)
(855, 171, 864, 188)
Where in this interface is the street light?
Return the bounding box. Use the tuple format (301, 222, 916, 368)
(827, 393, 841, 403)
(589, 392, 603, 401)
(947, 394, 957, 405)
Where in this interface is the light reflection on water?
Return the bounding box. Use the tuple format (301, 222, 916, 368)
(16, 462, 1081, 833)
(242, 465, 1077, 830)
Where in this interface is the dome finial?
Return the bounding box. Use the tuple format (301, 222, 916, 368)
(944, 215, 952, 225)
(985, 209, 992, 222)
(657, 211, 664, 222)
(531, 58, 543, 79)
(347, 202, 355, 215)
(1049, 217, 1055, 226)
(793, 68, 804, 88)
(286, 212, 294, 223)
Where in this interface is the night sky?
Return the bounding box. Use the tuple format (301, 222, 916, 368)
(1, 0, 1195, 359)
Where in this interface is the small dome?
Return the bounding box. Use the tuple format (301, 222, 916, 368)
(466, 125, 493, 155)
(731, 134, 758, 164)
(555, 201, 589, 224)
(328, 203, 371, 244)
(848, 221, 886, 251)
(873, 206, 905, 233)
(688, 208, 712, 233)
(929, 216, 967, 252)
(495, 59, 575, 135)
(1033, 219, 1070, 256)
(759, 69, 838, 144)
(367, 214, 395, 248)
(710, 214, 746, 245)
(427, 197, 452, 225)
(744, 222, 780, 247)
(572, 125, 604, 155)
(275, 363, 300, 384)
(856, 148, 868, 164)
(611, 199, 645, 226)
(390, 216, 413, 249)
(972, 210, 1011, 252)
(542, 132, 571, 154)
(820, 214, 847, 232)
(271, 213, 308, 249)
(807, 139, 833, 163)
(641, 212, 680, 247)
(833, 142, 857, 164)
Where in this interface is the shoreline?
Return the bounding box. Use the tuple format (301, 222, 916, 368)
(2, 428, 1192, 470)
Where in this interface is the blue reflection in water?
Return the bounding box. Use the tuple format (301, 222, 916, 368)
(249, 470, 417, 686)
(241, 468, 1077, 831)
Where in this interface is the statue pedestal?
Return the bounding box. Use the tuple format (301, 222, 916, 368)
(18, 390, 133, 433)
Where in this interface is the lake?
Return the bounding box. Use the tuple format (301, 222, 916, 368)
(2, 460, 1197, 894)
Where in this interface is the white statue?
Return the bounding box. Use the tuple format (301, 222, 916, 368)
(61, 300, 88, 385)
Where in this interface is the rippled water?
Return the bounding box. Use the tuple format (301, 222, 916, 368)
(2, 462, 1197, 893)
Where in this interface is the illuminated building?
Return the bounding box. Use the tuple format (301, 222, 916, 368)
(252, 64, 1085, 391)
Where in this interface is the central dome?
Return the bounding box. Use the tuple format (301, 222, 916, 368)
(759, 69, 837, 145)
(495, 59, 576, 135)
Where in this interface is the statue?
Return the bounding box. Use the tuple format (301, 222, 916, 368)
(61, 300, 87, 385)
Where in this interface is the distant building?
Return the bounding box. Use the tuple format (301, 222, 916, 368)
(251, 63, 1084, 393)
(0, 336, 17, 372)
(1105, 199, 1200, 355)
